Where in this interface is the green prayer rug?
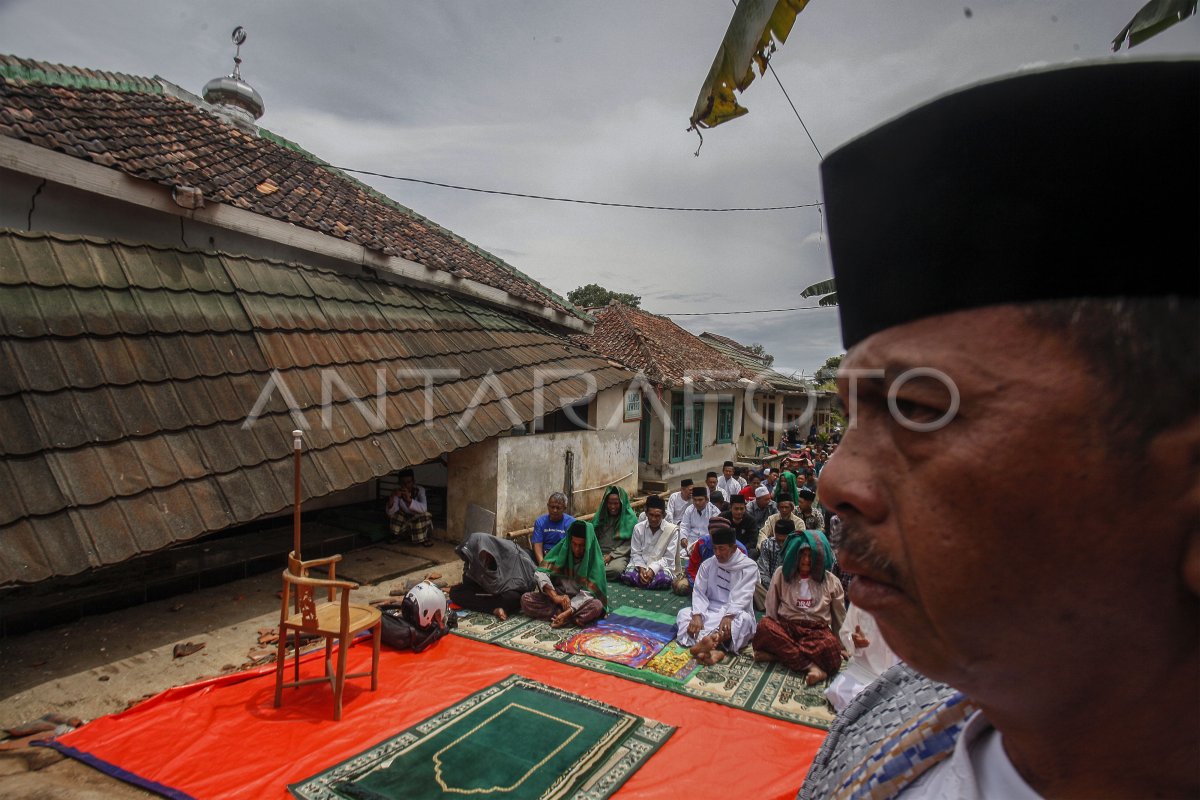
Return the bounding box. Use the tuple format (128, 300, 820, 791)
(288, 675, 674, 800)
(451, 584, 840, 729)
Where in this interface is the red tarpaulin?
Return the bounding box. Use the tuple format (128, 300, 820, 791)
(48, 634, 825, 799)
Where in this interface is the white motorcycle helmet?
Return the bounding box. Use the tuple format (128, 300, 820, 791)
(403, 580, 447, 629)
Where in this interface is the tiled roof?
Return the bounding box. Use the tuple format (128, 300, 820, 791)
(0, 229, 628, 586)
(698, 332, 812, 394)
(572, 302, 746, 390)
(0, 54, 581, 319)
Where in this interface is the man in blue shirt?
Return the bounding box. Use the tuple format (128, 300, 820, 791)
(531, 492, 574, 564)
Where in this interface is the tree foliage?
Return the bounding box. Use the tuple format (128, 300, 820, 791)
(567, 284, 641, 309)
(814, 353, 844, 385)
(746, 343, 775, 367)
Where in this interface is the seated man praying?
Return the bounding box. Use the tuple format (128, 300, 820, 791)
(675, 519, 758, 666)
(754, 516, 794, 611)
(683, 517, 748, 593)
(621, 494, 679, 590)
(531, 492, 574, 564)
(752, 529, 846, 686)
(520, 520, 608, 628)
(591, 486, 635, 580)
(386, 468, 434, 547)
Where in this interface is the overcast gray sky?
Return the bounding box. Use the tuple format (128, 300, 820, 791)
(1, 1, 1195, 374)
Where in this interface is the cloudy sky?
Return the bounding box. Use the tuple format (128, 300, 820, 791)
(1, 1, 1195, 375)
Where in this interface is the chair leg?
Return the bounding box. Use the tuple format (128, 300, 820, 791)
(292, 631, 302, 684)
(334, 637, 348, 722)
(371, 623, 381, 691)
(325, 637, 334, 685)
(274, 628, 288, 707)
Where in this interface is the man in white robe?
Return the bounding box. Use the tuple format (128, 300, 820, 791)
(676, 486, 719, 549)
(675, 522, 757, 665)
(664, 478, 693, 524)
(620, 495, 679, 590)
(715, 460, 744, 500)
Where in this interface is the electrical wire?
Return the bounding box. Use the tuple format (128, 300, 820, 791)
(664, 304, 832, 316)
(330, 166, 821, 212)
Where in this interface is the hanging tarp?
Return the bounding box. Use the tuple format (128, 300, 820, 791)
(690, 0, 811, 130)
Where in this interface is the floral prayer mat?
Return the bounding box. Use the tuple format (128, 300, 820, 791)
(288, 675, 674, 800)
(555, 611, 675, 668)
(450, 584, 839, 730)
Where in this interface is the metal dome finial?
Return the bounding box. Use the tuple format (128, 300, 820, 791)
(230, 26, 247, 80)
(202, 24, 265, 126)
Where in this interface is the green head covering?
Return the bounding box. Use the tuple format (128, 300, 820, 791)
(774, 470, 800, 506)
(593, 485, 637, 541)
(780, 529, 836, 583)
(538, 520, 609, 610)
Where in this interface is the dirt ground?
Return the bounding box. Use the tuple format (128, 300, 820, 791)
(0, 540, 464, 799)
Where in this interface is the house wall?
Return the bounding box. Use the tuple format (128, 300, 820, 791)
(443, 385, 638, 539)
(640, 388, 740, 488)
(445, 438, 500, 541)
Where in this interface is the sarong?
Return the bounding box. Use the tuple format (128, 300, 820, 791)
(390, 509, 433, 543)
(753, 616, 842, 676)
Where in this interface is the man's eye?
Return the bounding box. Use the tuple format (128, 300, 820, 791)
(892, 398, 940, 421)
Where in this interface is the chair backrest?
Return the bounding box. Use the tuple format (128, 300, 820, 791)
(280, 568, 357, 634)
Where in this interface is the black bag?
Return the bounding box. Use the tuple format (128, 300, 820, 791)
(378, 602, 453, 653)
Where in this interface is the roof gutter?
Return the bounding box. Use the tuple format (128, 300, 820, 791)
(0, 135, 591, 335)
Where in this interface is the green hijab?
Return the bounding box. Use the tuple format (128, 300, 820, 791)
(538, 520, 609, 610)
(780, 529, 836, 583)
(592, 485, 637, 541)
(774, 470, 800, 506)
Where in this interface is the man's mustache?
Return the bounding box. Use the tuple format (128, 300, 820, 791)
(835, 518, 899, 584)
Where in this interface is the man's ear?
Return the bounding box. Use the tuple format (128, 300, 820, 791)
(1153, 416, 1200, 597)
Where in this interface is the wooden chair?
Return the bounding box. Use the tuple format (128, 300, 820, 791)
(274, 553, 382, 721)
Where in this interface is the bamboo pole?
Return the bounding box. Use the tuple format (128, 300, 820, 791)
(502, 494, 650, 541)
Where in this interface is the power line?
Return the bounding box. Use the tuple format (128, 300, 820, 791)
(331, 166, 822, 212)
(728, 0, 823, 161)
(767, 61, 823, 160)
(664, 304, 833, 316)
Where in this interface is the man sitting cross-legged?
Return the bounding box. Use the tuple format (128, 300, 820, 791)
(620, 494, 680, 590)
(752, 529, 846, 686)
(675, 520, 758, 666)
(520, 520, 607, 628)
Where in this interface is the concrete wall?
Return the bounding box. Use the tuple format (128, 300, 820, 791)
(639, 387, 740, 488)
(445, 438, 499, 542)
(496, 428, 636, 532)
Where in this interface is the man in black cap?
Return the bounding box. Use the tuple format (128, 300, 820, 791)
(665, 478, 693, 524)
(801, 60, 1198, 800)
(796, 487, 824, 533)
(675, 517, 758, 665)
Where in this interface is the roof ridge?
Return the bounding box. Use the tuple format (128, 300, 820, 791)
(1, 52, 585, 323)
(0, 53, 162, 94)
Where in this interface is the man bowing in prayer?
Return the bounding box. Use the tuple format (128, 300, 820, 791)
(675, 520, 758, 666)
(520, 520, 608, 628)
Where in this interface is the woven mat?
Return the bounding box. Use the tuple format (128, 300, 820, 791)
(452, 584, 837, 730)
(288, 674, 673, 800)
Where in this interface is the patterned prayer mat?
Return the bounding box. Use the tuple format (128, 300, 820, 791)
(288, 674, 674, 800)
(452, 584, 839, 730)
(555, 611, 675, 668)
